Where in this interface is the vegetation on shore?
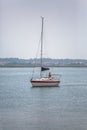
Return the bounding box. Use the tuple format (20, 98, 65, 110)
(0, 58, 87, 67)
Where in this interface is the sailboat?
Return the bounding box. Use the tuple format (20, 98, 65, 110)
(30, 17, 61, 87)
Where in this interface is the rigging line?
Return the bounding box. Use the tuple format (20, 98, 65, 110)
(32, 17, 44, 79)
(31, 33, 41, 78)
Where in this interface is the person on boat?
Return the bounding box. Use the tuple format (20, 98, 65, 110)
(48, 72, 51, 78)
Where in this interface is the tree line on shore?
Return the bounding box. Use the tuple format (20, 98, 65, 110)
(0, 58, 87, 67)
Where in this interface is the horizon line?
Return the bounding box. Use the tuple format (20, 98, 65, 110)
(0, 57, 87, 60)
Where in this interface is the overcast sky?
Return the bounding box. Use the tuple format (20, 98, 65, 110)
(0, 0, 87, 59)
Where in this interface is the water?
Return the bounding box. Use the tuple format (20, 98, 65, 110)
(0, 67, 87, 130)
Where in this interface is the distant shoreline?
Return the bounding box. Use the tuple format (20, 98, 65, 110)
(0, 65, 87, 68)
(0, 58, 87, 68)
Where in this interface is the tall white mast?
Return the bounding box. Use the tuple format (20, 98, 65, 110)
(40, 16, 44, 78)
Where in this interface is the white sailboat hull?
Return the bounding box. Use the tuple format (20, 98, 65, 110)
(30, 78, 60, 87)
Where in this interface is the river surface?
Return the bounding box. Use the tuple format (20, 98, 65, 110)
(0, 67, 87, 130)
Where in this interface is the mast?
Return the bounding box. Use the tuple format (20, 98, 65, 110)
(40, 16, 44, 78)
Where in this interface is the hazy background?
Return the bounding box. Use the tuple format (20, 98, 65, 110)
(0, 0, 87, 59)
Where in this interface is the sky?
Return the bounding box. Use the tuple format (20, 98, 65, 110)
(0, 0, 87, 59)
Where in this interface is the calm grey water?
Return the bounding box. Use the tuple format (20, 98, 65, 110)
(0, 67, 87, 130)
